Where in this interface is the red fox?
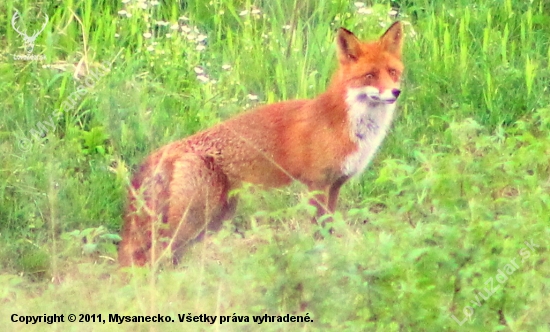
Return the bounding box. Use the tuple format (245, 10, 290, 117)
(119, 22, 404, 266)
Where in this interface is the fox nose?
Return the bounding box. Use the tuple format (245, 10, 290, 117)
(391, 89, 401, 98)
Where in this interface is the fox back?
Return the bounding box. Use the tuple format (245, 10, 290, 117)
(118, 22, 404, 266)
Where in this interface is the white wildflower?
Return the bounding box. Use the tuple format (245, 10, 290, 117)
(138, 3, 147, 9)
(358, 7, 373, 15)
(197, 75, 209, 83)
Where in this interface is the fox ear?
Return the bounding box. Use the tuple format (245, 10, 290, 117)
(336, 28, 362, 64)
(380, 21, 403, 58)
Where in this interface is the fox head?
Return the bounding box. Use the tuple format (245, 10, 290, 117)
(335, 22, 403, 105)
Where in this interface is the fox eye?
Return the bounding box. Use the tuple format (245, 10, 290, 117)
(365, 73, 375, 79)
(388, 68, 397, 76)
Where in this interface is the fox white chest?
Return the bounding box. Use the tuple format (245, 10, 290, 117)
(342, 87, 396, 176)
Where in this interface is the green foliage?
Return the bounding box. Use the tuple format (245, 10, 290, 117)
(61, 226, 121, 256)
(1, 0, 549, 331)
(13, 241, 51, 280)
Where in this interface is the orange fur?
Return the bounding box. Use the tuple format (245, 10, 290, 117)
(118, 22, 405, 266)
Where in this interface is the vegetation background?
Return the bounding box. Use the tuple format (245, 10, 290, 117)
(1, 0, 549, 330)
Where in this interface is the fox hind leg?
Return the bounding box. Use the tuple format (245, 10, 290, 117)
(119, 152, 232, 266)
(166, 154, 232, 264)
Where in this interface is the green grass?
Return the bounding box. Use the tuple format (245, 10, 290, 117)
(1, 0, 550, 330)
